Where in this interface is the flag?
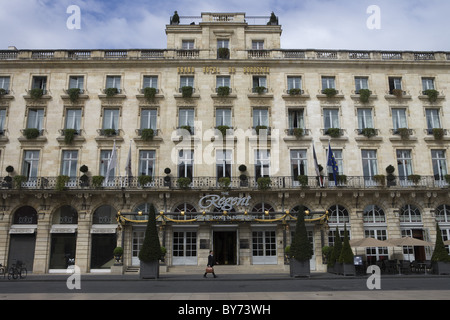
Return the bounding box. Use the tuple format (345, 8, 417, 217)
(105, 140, 117, 184)
(125, 140, 132, 178)
(313, 144, 323, 187)
(327, 142, 339, 186)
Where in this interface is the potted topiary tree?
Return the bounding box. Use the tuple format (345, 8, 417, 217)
(386, 165, 396, 187)
(328, 227, 342, 274)
(289, 207, 313, 277)
(431, 224, 450, 275)
(338, 225, 355, 276)
(113, 247, 124, 265)
(139, 204, 162, 279)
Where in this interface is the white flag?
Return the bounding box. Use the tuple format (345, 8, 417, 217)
(105, 140, 117, 184)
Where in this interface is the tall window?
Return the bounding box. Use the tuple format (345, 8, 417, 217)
(362, 150, 378, 185)
(252, 76, 267, 92)
(178, 150, 193, 179)
(321, 76, 335, 90)
(0, 76, 10, 93)
(388, 77, 402, 93)
(215, 108, 232, 127)
(27, 109, 44, 131)
(140, 109, 157, 130)
(432, 150, 447, 181)
(179, 108, 194, 128)
(0, 109, 6, 134)
(139, 150, 155, 177)
(422, 77, 435, 91)
(333, 150, 344, 175)
(287, 76, 302, 91)
(99, 150, 114, 177)
(182, 40, 195, 50)
(252, 40, 264, 50)
(216, 150, 232, 179)
(399, 204, 422, 223)
(392, 108, 407, 130)
(290, 149, 307, 178)
(32, 76, 47, 91)
(102, 109, 119, 132)
(68, 76, 84, 90)
(425, 109, 441, 133)
(288, 109, 304, 130)
(65, 109, 82, 132)
(143, 76, 158, 89)
(61, 150, 78, 179)
(357, 108, 374, 130)
(253, 109, 269, 128)
(22, 150, 40, 181)
(323, 108, 339, 130)
(180, 76, 194, 88)
(106, 76, 121, 89)
(255, 150, 270, 178)
(396, 150, 413, 181)
(355, 76, 369, 93)
(216, 76, 230, 88)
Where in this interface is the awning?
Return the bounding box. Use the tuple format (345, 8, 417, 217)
(9, 224, 37, 234)
(50, 224, 78, 234)
(90, 224, 118, 234)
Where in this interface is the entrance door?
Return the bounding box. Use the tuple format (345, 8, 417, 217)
(252, 230, 277, 265)
(213, 231, 237, 265)
(172, 231, 197, 265)
(8, 234, 36, 271)
(132, 230, 145, 266)
(90, 234, 116, 269)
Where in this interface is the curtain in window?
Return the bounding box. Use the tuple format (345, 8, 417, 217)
(357, 109, 373, 129)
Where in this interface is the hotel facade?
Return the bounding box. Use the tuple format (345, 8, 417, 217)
(0, 12, 449, 274)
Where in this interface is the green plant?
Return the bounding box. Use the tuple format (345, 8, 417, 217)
(23, 128, 40, 139)
(138, 205, 162, 263)
(297, 175, 308, 187)
(322, 246, 332, 265)
(444, 174, 450, 185)
(284, 245, 291, 258)
(216, 125, 230, 137)
(337, 174, 347, 184)
(177, 177, 191, 189)
(67, 88, 80, 103)
(179, 125, 192, 134)
(407, 174, 421, 185)
(113, 247, 124, 256)
(218, 177, 231, 189)
(64, 129, 77, 144)
(361, 127, 377, 138)
(181, 86, 193, 98)
(105, 87, 119, 97)
(292, 128, 304, 138)
(164, 167, 171, 175)
(13, 175, 27, 189)
(322, 88, 337, 97)
(138, 175, 153, 186)
(255, 125, 268, 135)
(254, 86, 266, 94)
(431, 224, 450, 262)
(0, 88, 6, 96)
(92, 175, 105, 188)
(358, 89, 371, 102)
(288, 88, 301, 95)
(217, 86, 230, 96)
(55, 175, 70, 191)
(217, 48, 230, 59)
(5, 166, 14, 174)
(326, 128, 341, 138)
(329, 227, 342, 267)
(257, 177, 271, 190)
(140, 128, 154, 141)
(397, 127, 410, 139)
(432, 128, 444, 140)
(80, 165, 89, 173)
(103, 128, 117, 136)
(373, 174, 386, 186)
(29, 88, 44, 99)
(338, 225, 354, 264)
(392, 89, 403, 98)
(143, 87, 157, 102)
(424, 89, 439, 103)
(386, 165, 396, 186)
(290, 208, 313, 262)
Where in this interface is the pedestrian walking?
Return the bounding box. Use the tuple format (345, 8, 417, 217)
(204, 250, 217, 278)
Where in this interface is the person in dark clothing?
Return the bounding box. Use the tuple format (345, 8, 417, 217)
(204, 250, 217, 278)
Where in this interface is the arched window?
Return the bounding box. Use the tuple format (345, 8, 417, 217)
(328, 205, 349, 224)
(52, 205, 78, 224)
(13, 206, 38, 225)
(133, 203, 154, 221)
(363, 205, 386, 224)
(399, 204, 421, 223)
(92, 205, 116, 224)
(436, 205, 450, 223)
(252, 203, 275, 219)
(174, 203, 196, 220)
(290, 205, 311, 216)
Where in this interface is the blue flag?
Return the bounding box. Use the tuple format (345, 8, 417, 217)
(327, 142, 339, 185)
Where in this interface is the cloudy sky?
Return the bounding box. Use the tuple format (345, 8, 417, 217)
(0, 0, 448, 51)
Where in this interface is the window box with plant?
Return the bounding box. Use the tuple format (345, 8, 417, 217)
(143, 87, 157, 102)
(181, 86, 193, 98)
(396, 127, 411, 140)
(358, 89, 372, 103)
(361, 127, 377, 138)
(253, 86, 267, 94)
(140, 128, 154, 141)
(216, 125, 230, 137)
(92, 175, 105, 189)
(216, 86, 230, 97)
(67, 88, 81, 103)
(407, 174, 421, 185)
(322, 88, 337, 98)
(432, 128, 445, 140)
(13, 175, 27, 189)
(288, 88, 302, 96)
(255, 125, 269, 135)
(63, 128, 78, 144)
(23, 128, 41, 139)
(325, 128, 342, 138)
(29, 88, 44, 99)
(55, 175, 70, 191)
(217, 47, 230, 59)
(177, 177, 191, 189)
(292, 128, 304, 138)
(104, 87, 119, 97)
(218, 177, 231, 190)
(257, 177, 271, 190)
(296, 175, 309, 187)
(373, 174, 386, 186)
(138, 175, 153, 187)
(423, 89, 439, 103)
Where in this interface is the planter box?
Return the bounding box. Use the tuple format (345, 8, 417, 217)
(290, 259, 310, 277)
(432, 261, 450, 275)
(342, 263, 356, 276)
(140, 260, 160, 279)
(333, 263, 343, 275)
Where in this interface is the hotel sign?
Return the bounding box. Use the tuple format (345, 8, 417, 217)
(198, 194, 251, 211)
(177, 66, 270, 75)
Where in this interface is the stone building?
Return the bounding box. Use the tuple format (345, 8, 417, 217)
(0, 12, 449, 274)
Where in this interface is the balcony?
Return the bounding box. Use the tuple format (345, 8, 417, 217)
(2, 175, 447, 191)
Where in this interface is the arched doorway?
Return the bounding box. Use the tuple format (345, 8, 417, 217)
(8, 206, 38, 271)
(90, 205, 117, 270)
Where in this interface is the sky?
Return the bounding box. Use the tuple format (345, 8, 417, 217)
(0, 0, 448, 51)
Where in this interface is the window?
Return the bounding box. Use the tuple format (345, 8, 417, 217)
(252, 231, 276, 258)
(392, 108, 408, 130)
(362, 150, 378, 184)
(173, 231, 197, 265)
(182, 40, 195, 50)
(68, 76, 84, 90)
(287, 76, 302, 91)
(0, 76, 10, 93)
(143, 76, 158, 89)
(252, 40, 264, 50)
(140, 109, 157, 130)
(179, 108, 194, 128)
(364, 228, 388, 263)
(65, 109, 82, 132)
(321, 76, 335, 90)
(363, 205, 386, 224)
(355, 77, 369, 93)
(27, 108, 44, 131)
(357, 108, 374, 130)
(102, 108, 119, 132)
(32, 76, 47, 91)
(436, 205, 450, 223)
(323, 108, 339, 130)
(253, 109, 269, 128)
(139, 150, 155, 177)
(252, 76, 267, 92)
(399, 204, 421, 223)
(328, 205, 349, 224)
(288, 109, 304, 130)
(422, 77, 435, 91)
(255, 150, 270, 178)
(99, 150, 114, 177)
(217, 39, 230, 59)
(180, 76, 194, 89)
(22, 150, 40, 181)
(388, 77, 402, 93)
(106, 76, 121, 89)
(61, 150, 78, 179)
(431, 150, 447, 181)
(178, 149, 193, 179)
(216, 150, 232, 179)
(425, 109, 441, 133)
(333, 150, 344, 175)
(174, 203, 197, 220)
(290, 149, 308, 179)
(396, 150, 413, 181)
(215, 108, 232, 127)
(0, 109, 6, 134)
(216, 76, 230, 88)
